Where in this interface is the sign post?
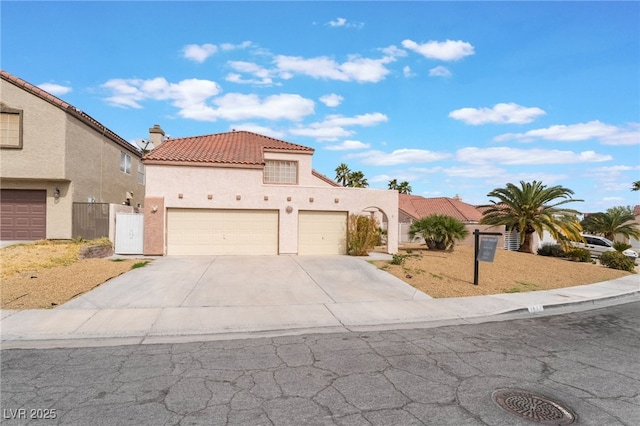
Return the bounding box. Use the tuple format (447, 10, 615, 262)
(474, 229, 502, 285)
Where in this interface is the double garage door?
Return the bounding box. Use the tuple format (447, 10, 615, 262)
(166, 209, 347, 255)
(1, 189, 46, 240)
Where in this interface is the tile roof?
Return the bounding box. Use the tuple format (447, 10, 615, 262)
(399, 194, 483, 223)
(143, 130, 314, 166)
(0, 69, 140, 157)
(312, 169, 340, 187)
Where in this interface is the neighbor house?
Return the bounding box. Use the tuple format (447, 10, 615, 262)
(0, 70, 144, 240)
(399, 193, 506, 248)
(142, 129, 398, 255)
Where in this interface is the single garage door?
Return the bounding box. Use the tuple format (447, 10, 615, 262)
(298, 211, 347, 255)
(0, 189, 46, 240)
(167, 209, 278, 255)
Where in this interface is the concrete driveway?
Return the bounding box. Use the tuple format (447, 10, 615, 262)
(61, 255, 429, 309)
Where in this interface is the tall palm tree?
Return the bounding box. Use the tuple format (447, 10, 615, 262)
(479, 180, 583, 253)
(347, 171, 369, 188)
(334, 163, 351, 187)
(632, 181, 640, 191)
(397, 181, 412, 194)
(388, 179, 412, 194)
(581, 206, 640, 241)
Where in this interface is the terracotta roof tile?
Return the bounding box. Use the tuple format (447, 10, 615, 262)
(1, 69, 140, 157)
(399, 193, 483, 222)
(312, 169, 340, 186)
(143, 130, 314, 165)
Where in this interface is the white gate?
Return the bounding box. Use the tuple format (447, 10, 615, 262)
(115, 213, 144, 254)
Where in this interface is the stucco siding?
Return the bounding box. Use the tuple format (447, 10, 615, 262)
(145, 164, 398, 255)
(0, 80, 66, 179)
(65, 117, 144, 206)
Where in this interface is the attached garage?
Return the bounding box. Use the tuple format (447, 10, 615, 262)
(0, 189, 46, 240)
(166, 208, 278, 255)
(298, 211, 347, 255)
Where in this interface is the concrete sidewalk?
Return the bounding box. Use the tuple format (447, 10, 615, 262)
(1, 255, 638, 349)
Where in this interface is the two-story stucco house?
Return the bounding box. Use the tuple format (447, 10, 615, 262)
(142, 129, 398, 255)
(0, 70, 145, 240)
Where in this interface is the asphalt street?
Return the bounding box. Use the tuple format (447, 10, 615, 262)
(1, 300, 639, 425)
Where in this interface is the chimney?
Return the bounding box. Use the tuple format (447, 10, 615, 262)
(149, 124, 165, 149)
(453, 194, 462, 201)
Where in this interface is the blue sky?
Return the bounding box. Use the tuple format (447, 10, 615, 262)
(3, 1, 639, 212)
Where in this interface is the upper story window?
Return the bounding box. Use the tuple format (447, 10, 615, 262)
(120, 152, 131, 174)
(0, 104, 23, 149)
(264, 160, 297, 184)
(137, 162, 145, 185)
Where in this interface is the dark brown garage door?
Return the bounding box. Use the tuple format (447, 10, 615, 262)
(1, 189, 46, 240)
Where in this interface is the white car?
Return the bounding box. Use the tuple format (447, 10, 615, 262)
(572, 234, 639, 259)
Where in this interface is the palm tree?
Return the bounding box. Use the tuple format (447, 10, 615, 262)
(388, 179, 412, 194)
(409, 214, 469, 251)
(479, 180, 583, 253)
(581, 206, 640, 241)
(632, 181, 640, 191)
(335, 163, 351, 187)
(397, 181, 412, 194)
(347, 171, 369, 188)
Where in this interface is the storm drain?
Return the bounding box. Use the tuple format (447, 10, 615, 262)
(492, 389, 576, 424)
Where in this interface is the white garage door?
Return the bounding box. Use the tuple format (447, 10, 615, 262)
(167, 209, 278, 255)
(298, 211, 347, 255)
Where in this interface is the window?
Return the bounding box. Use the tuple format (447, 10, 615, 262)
(120, 152, 131, 174)
(264, 160, 297, 184)
(137, 162, 145, 185)
(0, 104, 23, 149)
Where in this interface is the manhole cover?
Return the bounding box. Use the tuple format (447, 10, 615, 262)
(492, 389, 576, 424)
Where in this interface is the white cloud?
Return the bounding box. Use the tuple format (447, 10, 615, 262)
(429, 66, 452, 78)
(325, 140, 371, 151)
(494, 120, 640, 145)
(290, 113, 388, 141)
(350, 149, 450, 166)
(403, 66, 416, 78)
(182, 43, 217, 63)
(402, 39, 475, 61)
(456, 147, 612, 165)
(102, 77, 314, 123)
(220, 41, 252, 51)
(327, 17, 364, 29)
(189, 93, 315, 122)
(319, 93, 344, 107)
(450, 103, 546, 125)
(289, 126, 353, 140)
(229, 123, 285, 139)
(274, 54, 394, 83)
(102, 77, 221, 110)
(226, 61, 275, 85)
(38, 82, 72, 95)
(380, 45, 407, 57)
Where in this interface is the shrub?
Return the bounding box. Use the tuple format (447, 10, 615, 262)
(408, 215, 469, 251)
(564, 247, 591, 262)
(612, 241, 632, 253)
(537, 244, 565, 258)
(347, 214, 380, 256)
(390, 254, 409, 265)
(599, 251, 636, 272)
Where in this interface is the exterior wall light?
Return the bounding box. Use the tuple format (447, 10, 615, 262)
(54, 188, 60, 200)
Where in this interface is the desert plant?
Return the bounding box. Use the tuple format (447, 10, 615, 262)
(564, 247, 591, 262)
(347, 214, 380, 256)
(613, 241, 632, 253)
(390, 253, 409, 265)
(409, 214, 469, 251)
(537, 244, 565, 258)
(479, 181, 583, 253)
(599, 251, 637, 272)
(581, 206, 640, 241)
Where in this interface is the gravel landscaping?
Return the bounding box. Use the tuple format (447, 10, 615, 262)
(373, 244, 635, 298)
